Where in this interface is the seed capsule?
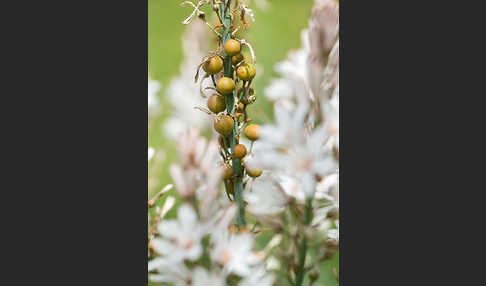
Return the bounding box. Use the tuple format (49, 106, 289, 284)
(246, 63, 256, 78)
(237, 65, 251, 81)
(222, 165, 233, 180)
(234, 144, 247, 159)
(207, 95, 226, 113)
(224, 39, 241, 56)
(237, 63, 256, 81)
(217, 77, 236, 95)
(232, 53, 244, 65)
(244, 124, 259, 141)
(202, 56, 223, 75)
(246, 167, 262, 178)
(214, 115, 234, 136)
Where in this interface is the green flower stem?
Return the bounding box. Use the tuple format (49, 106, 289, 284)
(220, 0, 246, 227)
(296, 199, 313, 286)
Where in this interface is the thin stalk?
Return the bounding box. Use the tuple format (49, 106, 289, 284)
(220, 0, 246, 227)
(296, 199, 312, 286)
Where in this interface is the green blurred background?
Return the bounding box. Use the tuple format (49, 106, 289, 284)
(148, 1, 338, 285)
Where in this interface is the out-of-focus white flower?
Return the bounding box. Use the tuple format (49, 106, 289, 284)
(328, 228, 339, 241)
(245, 177, 288, 217)
(322, 88, 339, 150)
(265, 256, 281, 271)
(148, 259, 191, 286)
(250, 103, 337, 198)
(239, 265, 274, 286)
(315, 172, 339, 203)
(211, 231, 261, 277)
(151, 204, 206, 263)
(164, 21, 212, 139)
(169, 128, 222, 205)
(148, 77, 160, 117)
(192, 267, 226, 286)
(160, 196, 176, 219)
(148, 147, 155, 161)
(264, 31, 311, 105)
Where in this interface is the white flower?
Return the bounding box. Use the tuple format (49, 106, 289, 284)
(148, 258, 191, 286)
(164, 21, 211, 139)
(245, 177, 287, 217)
(328, 228, 339, 241)
(264, 30, 312, 104)
(239, 265, 274, 286)
(250, 102, 337, 198)
(148, 147, 155, 161)
(151, 204, 206, 262)
(148, 77, 160, 116)
(322, 91, 339, 150)
(169, 128, 222, 206)
(211, 231, 261, 277)
(315, 172, 339, 203)
(192, 267, 226, 286)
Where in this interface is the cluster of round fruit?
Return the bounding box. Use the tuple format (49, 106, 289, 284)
(204, 39, 257, 115)
(200, 37, 262, 195)
(220, 123, 262, 195)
